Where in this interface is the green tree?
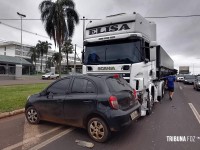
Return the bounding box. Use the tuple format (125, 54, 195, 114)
(36, 40, 51, 72)
(46, 57, 54, 71)
(39, 0, 79, 77)
(52, 52, 63, 73)
(62, 39, 73, 73)
(28, 47, 39, 73)
(44, 41, 52, 71)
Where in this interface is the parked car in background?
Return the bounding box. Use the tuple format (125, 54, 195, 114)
(176, 74, 185, 82)
(183, 75, 196, 84)
(176, 76, 184, 82)
(25, 74, 141, 142)
(42, 72, 59, 80)
(193, 76, 200, 91)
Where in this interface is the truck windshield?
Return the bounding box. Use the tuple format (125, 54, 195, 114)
(84, 39, 143, 65)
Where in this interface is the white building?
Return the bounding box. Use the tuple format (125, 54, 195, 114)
(0, 41, 55, 74)
(0, 41, 82, 74)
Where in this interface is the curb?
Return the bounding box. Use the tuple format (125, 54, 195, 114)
(0, 108, 25, 119)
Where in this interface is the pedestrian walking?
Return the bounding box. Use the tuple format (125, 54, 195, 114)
(165, 73, 176, 100)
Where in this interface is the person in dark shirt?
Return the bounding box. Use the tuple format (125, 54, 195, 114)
(165, 74, 176, 100)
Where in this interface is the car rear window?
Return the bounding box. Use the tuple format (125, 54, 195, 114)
(106, 77, 132, 92)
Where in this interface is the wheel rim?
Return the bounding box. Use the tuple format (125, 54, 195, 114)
(27, 108, 38, 123)
(89, 120, 104, 140)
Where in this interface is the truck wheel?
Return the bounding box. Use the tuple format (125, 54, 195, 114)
(162, 86, 165, 98)
(147, 93, 153, 115)
(25, 107, 40, 124)
(87, 117, 110, 143)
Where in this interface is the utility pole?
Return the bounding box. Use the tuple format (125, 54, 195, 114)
(82, 16, 85, 49)
(74, 44, 76, 73)
(16, 12, 26, 79)
(17, 12, 26, 65)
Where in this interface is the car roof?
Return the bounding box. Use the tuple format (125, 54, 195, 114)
(62, 74, 118, 79)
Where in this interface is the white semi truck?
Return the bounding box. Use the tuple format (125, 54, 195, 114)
(82, 12, 175, 116)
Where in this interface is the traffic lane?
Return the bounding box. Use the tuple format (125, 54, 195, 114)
(0, 114, 24, 149)
(40, 83, 200, 150)
(0, 113, 66, 150)
(177, 82, 200, 113)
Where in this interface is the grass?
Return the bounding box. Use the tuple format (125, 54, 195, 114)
(0, 83, 49, 113)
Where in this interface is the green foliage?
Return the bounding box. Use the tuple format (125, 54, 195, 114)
(39, 0, 79, 76)
(62, 39, 73, 73)
(0, 83, 49, 113)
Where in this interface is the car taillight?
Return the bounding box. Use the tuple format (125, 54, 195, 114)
(133, 89, 137, 99)
(113, 74, 119, 79)
(109, 96, 119, 110)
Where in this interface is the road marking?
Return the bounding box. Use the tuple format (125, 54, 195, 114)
(179, 86, 183, 90)
(2, 126, 63, 150)
(29, 127, 74, 150)
(188, 103, 200, 124)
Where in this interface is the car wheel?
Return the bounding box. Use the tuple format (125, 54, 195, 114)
(25, 107, 40, 124)
(147, 92, 153, 115)
(87, 117, 110, 143)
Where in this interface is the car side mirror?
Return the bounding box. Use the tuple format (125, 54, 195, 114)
(40, 90, 47, 96)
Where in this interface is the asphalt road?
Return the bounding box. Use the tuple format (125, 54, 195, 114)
(0, 82, 200, 150)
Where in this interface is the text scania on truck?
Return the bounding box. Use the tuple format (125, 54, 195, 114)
(82, 12, 175, 116)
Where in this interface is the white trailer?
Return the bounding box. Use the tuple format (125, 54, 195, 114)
(82, 12, 174, 116)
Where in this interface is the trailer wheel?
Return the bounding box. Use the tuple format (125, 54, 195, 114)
(147, 92, 153, 115)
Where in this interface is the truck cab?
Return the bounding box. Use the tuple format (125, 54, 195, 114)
(82, 13, 174, 116)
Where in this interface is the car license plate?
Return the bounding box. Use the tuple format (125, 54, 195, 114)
(130, 111, 138, 120)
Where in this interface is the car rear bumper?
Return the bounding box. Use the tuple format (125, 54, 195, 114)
(107, 101, 141, 131)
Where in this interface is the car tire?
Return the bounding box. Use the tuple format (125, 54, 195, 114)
(25, 107, 40, 124)
(87, 117, 110, 143)
(147, 92, 153, 115)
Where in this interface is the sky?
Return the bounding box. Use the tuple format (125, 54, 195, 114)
(0, 0, 200, 74)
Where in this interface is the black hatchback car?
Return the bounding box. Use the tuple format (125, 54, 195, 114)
(25, 74, 141, 142)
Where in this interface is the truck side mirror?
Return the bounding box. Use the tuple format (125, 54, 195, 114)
(150, 41, 158, 48)
(144, 58, 149, 64)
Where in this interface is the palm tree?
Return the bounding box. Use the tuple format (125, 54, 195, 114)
(62, 39, 73, 73)
(36, 40, 51, 73)
(28, 47, 38, 73)
(36, 40, 44, 72)
(46, 57, 54, 70)
(52, 52, 63, 73)
(39, 0, 79, 77)
(44, 41, 52, 71)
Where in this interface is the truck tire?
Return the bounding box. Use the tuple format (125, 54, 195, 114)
(87, 117, 110, 143)
(162, 85, 165, 98)
(147, 92, 153, 115)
